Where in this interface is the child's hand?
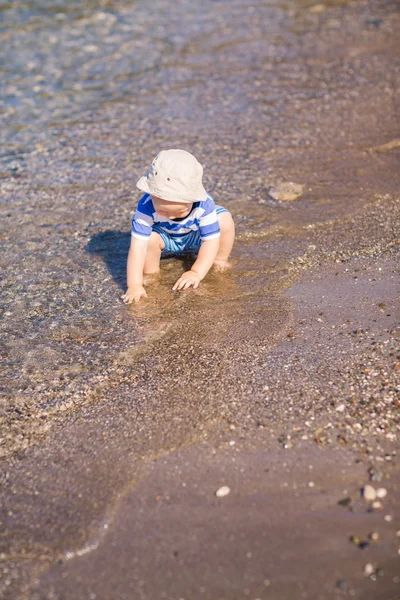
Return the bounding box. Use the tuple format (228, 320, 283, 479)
(121, 285, 147, 304)
(173, 270, 202, 291)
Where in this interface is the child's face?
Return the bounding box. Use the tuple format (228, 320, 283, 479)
(151, 196, 192, 219)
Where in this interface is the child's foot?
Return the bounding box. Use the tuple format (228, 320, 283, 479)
(213, 258, 232, 271)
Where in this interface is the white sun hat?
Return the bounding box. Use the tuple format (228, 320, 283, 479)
(136, 149, 207, 203)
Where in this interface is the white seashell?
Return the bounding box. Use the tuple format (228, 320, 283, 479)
(363, 485, 376, 501)
(215, 486, 231, 498)
(364, 563, 374, 577)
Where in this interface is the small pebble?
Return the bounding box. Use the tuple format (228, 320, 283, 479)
(308, 481, 315, 488)
(336, 579, 348, 589)
(336, 403, 346, 412)
(359, 541, 369, 550)
(364, 563, 374, 577)
(369, 469, 383, 482)
(338, 497, 352, 507)
(384, 514, 393, 522)
(83, 45, 98, 53)
(268, 182, 303, 202)
(309, 3, 326, 12)
(363, 485, 376, 501)
(372, 500, 383, 510)
(376, 487, 387, 498)
(215, 486, 231, 498)
(368, 532, 379, 542)
(350, 535, 360, 546)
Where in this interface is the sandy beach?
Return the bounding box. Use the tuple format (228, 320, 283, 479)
(1, 0, 399, 598)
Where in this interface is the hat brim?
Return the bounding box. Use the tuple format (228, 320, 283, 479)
(136, 176, 207, 203)
(136, 175, 152, 195)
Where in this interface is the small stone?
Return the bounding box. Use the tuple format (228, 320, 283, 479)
(369, 469, 383, 482)
(308, 481, 315, 488)
(363, 485, 376, 501)
(215, 486, 230, 498)
(364, 563, 374, 577)
(384, 514, 393, 522)
(309, 3, 326, 12)
(336, 403, 346, 413)
(268, 182, 304, 202)
(350, 535, 360, 546)
(376, 488, 387, 498)
(338, 497, 352, 507)
(372, 500, 383, 510)
(376, 568, 384, 577)
(368, 532, 379, 542)
(83, 45, 98, 53)
(336, 579, 347, 589)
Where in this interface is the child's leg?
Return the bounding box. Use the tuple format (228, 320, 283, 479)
(144, 231, 164, 274)
(214, 211, 235, 268)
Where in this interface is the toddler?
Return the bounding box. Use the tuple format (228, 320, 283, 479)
(122, 149, 235, 304)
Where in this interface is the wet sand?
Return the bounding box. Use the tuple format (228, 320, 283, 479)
(1, 0, 400, 598)
(32, 441, 400, 600)
(3, 250, 399, 599)
(24, 255, 400, 600)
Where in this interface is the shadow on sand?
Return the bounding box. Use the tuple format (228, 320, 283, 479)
(86, 230, 130, 290)
(86, 230, 196, 291)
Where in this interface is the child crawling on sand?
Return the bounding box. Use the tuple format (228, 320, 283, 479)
(122, 149, 235, 304)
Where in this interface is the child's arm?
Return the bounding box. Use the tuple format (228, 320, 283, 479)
(172, 237, 220, 291)
(121, 237, 149, 303)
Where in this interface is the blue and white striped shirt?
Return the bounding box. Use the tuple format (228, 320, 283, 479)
(131, 193, 220, 242)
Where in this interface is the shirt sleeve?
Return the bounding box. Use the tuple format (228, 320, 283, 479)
(131, 194, 154, 240)
(199, 195, 220, 241)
